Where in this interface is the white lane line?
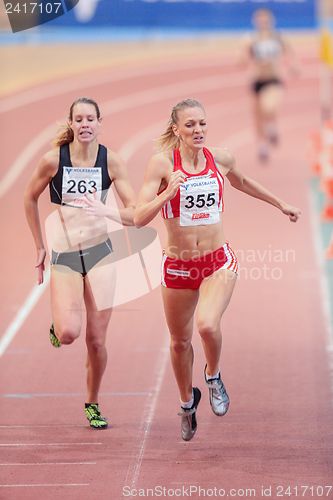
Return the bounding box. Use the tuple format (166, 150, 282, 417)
(0, 462, 96, 466)
(0, 59, 317, 114)
(124, 341, 170, 492)
(0, 425, 85, 428)
(0, 57, 238, 114)
(0, 124, 57, 198)
(101, 71, 316, 117)
(0, 443, 102, 447)
(2, 391, 151, 398)
(0, 424, 83, 429)
(0, 268, 50, 357)
(0, 483, 89, 488)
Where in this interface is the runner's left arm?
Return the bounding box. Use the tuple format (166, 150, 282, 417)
(214, 147, 301, 222)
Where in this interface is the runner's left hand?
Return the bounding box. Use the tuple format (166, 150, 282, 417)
(281, 204, 301, 222)
(83, 193, 110, 218)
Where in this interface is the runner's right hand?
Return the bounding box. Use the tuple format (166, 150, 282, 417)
(35, 248, 46, 285)
(164, 171, 186, 201)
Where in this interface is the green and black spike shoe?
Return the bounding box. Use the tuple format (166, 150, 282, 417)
(84, 403, 108, 429)
(49, 324, 61, 348)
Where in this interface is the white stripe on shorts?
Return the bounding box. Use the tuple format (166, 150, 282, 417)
(161, 253, 168, 287)
(221, 243, 238, 274)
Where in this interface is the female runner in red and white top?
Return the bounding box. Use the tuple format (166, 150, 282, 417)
(134, 98, 300, 441)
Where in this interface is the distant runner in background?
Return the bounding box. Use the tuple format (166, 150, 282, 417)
(240, 9, 299, 162)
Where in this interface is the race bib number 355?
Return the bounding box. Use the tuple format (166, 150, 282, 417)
(62, 166, 102, 207)
(179, 174, 221, 226)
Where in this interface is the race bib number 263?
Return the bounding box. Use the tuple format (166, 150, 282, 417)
(62, 166, 102, 207)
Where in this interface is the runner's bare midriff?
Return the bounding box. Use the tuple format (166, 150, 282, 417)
(253, 60, 281, 81)
(164, 217, 226, 259)
(46, 205, 109, 253)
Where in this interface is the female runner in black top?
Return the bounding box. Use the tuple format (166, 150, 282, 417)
(25, 97, 136, 429)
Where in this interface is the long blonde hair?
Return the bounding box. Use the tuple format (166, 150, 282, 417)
(53, 97, 101, 147)
(157, 99, 205, 151)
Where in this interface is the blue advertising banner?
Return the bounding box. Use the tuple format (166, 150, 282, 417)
(48, 0, 316, 30)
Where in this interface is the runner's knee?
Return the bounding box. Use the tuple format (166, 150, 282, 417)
(197, 319, 219, 340)
(86, 332, 106, 352)
(170, 336, 192, 354)
(58, 327, 80, 345)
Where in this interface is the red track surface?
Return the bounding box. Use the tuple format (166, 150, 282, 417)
(0, 40, 332, 499)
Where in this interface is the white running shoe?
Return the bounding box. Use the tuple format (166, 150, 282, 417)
(178, 387, 201, 441)
(204, 365, 230, 416)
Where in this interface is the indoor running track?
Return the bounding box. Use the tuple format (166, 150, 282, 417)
(0, 37, 332, 500)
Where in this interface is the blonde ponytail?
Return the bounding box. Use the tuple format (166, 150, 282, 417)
(156, 98, 205, 151)
(156, 120, 180, 151)
(53, 122, 74, 147)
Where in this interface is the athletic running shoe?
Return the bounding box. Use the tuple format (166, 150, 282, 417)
(49, 323, 61, 348)
(204, 365, 230, 416)
(84, 403, 108, 429)
(178, 387, 201, 441)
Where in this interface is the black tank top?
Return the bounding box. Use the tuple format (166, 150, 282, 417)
(49, 143, 112, 206)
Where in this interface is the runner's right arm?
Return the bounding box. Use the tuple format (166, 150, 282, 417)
(134, 154, 185, 227)
(24, 150, 58, 284)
